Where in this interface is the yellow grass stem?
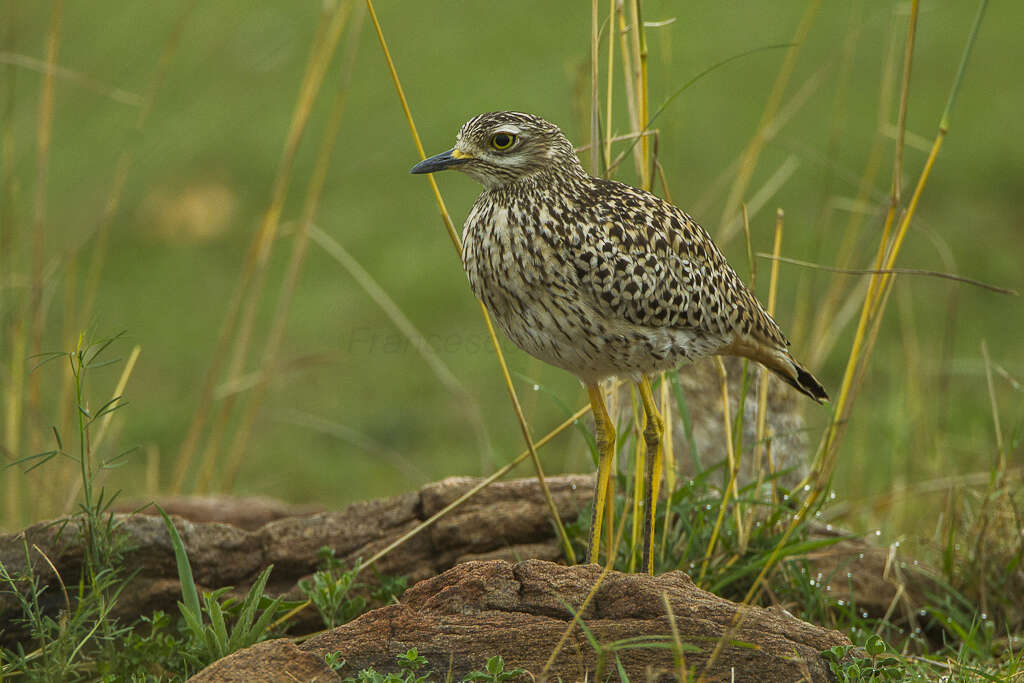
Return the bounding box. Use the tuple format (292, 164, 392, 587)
(272, 396, 607, 630)
(891, 0, 919, 205)
(218, 2, 360, 492)
(589, 0, 600, 176)
(365, 0, 575, 564)
(697, 357, 739, 585)
(758, 2, 988, 613)
(308, 225, 489, 455)
(662, 591, 688, 677)
(808, 17, 901, 366)
(628, 385, 643, 572)
(692, 57, 829, 221)
(173, 0, 351, 493)
(716, 0, 821, 244)
(0, 1, 16, 524)
(541, 563, 613, 677)
(801, 0, 919, 490)
(615, 2, 641, 177)
(753, 213, 783, 495)
(27, 0, 63, 456)
(541, 509, 627, 679)
(631, 0, 650, 189)
(658, 376, 674, 561)
(3, 323, 26, 525)
(980, 340, 1005, 476)
(603, 0, 616, 174)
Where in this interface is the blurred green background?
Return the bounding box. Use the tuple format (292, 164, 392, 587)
(2, 1, 1020, 532)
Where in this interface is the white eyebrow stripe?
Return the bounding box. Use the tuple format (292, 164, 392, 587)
(496, 124, 522, 135)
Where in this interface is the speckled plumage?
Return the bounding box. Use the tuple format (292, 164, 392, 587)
(414, 111, 827, 402)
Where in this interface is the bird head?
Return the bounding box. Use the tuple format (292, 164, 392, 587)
(410, 112, 582, 190)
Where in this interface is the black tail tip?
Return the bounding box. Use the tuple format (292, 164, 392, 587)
(794, 364, 829, 404)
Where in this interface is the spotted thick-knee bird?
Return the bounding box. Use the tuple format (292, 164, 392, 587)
(411, 111, 827, 574)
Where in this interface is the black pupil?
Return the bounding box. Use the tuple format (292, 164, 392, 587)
(495, 134, 512, 148)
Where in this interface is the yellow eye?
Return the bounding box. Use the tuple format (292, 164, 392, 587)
(490, 132, 517, 150)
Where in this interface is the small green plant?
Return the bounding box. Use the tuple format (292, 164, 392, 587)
(158, 505, 288, 666)
(0, 333, 137, 680)
(298, 547, 366, 629)
(296, 546, 406, 630)
(326, 650, 347, 671)
(821, 635, 907, 682)
(463, 655, 527, 683)
(342, 647, 431, 683)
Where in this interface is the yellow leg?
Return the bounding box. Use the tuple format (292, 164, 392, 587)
(586, 383, 616, 565)
(638, 376, 664, 575)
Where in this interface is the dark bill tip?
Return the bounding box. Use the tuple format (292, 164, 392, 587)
(409, 148, 468, 174)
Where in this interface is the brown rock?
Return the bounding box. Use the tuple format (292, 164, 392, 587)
(114, 495, 325, 530)
(188, 639, 339, 682)
(193, 559, 851, 682)
(0, 476, 592, 644)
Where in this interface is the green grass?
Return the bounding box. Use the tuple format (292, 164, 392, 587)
(1, 336, 1020, 678)
(2, 1, 1019, 520)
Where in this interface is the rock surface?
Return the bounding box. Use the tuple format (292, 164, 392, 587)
(192, 559, 852, 682)
(1, 476, 938, 651)
(0, 476, 591, 643)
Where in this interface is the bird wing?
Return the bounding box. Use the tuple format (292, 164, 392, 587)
(567, 178, 789, 348)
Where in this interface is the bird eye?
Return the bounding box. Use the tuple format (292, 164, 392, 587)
(490, 132, 517, 150)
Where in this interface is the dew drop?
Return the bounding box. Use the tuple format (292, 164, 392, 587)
(874, 529, 882, 536)
(803, 484, 811, 492)
(862, 611, 869, 618)
(826, 524, 833, 532)
(532, 384, 540, 391)
(919, 609, 927, 616)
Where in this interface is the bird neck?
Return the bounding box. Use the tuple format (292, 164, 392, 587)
(496, 159, 589, 196)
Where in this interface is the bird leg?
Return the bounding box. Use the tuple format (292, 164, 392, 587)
(586, 383, 616, 565)
(638, 376, 664, 575)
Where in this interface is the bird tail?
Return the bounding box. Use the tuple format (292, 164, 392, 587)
(722, 339, 829, 404)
